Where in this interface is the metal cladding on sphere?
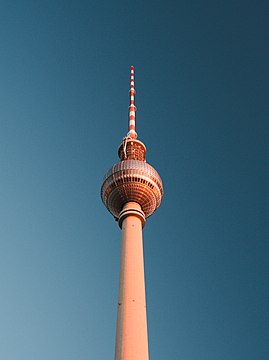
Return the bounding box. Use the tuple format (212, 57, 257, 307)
(101, 145, 163, 219)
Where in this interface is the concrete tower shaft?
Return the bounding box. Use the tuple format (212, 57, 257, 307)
(115, 202, 148, 359)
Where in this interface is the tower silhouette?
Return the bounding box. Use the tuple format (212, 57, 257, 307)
(101, 66, 164, 359)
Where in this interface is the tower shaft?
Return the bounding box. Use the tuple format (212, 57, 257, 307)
(115, 202, 149, 360)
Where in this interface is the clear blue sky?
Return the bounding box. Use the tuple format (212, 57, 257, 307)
(0, 1, 268, 359)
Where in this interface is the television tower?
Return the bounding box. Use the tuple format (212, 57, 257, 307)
(101, 66, 164, 360)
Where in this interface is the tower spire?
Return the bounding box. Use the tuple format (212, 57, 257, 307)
(127, 65, 137, 139)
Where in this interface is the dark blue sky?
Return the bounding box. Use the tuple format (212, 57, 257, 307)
(0, 1, 268, 359)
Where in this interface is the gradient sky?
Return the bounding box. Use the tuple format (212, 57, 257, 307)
(0, 1, 268, 359)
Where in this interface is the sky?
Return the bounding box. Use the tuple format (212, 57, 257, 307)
(0, 0, 268, 359)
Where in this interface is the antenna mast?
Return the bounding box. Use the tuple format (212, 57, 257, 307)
(127, 65, 137, 139)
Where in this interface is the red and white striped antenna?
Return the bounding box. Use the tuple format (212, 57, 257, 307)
(127, 65, 137, 139)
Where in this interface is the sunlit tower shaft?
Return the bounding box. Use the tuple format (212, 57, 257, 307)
(101, 66, 164, 359)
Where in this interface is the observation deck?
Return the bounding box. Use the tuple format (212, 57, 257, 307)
(101, 137, 164, 220)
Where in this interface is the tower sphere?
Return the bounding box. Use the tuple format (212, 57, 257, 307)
(101, 138, 163, 220)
